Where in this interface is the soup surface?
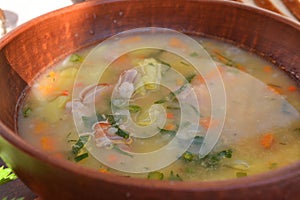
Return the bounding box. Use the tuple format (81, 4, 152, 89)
(17, 35, 300, 181)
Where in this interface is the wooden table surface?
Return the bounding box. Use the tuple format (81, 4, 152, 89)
(0, 159, 37, 200)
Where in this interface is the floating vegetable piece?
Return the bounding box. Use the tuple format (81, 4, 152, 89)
(147, 171, 164, 180)
(260, 133, 274, 149)
(182, 151, 194, 162)
(138, 58, 162, 91)
(22, 107, 32, 118)
(72, 135, 90, 155)
(74, 153, 89, 162)
(69, 54, 84, 63)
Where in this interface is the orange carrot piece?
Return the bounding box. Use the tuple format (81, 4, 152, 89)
(237, 65, 247, 72)
(120, 36, 141, 45)
(40, 136, 55, 151)
(196, 75, 205, 84)
(199, 117, 218, 129)
(34, 121, 48, 134)
(268, 85, 282, 94)
(164, 123, 176, 131)
(166, 113, 174, 119)
(260, 133, 274, 149)
(169, 37, 187, 49)
(99, 168, 109, 173)
(38, 84, 56, 96)
(288, 85, 297, 92)
(108, 154, 118, 163)
(213, 50, 231, 64)
(60, 90, 69, 96)
(199, 117, 211, 129)
(263, 66, 272, 73)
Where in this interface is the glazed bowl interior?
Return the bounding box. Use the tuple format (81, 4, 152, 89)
(1, 0, 300, 199)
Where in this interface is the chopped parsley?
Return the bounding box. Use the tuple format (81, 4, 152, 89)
(168, 171, 183, 181)
(69, 54, 84, 63)
(147, 171, 164, 180)
(22, 107, 32, 118)
(72, 135, 89, 155)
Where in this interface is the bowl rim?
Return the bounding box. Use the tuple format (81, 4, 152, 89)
(1, 0, 300, 192)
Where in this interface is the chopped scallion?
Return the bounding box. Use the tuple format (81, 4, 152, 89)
(147, 171, 164, 180)
(74, 153, 89, 162)
(72, 135, 90, 155)
(69, 54, 83, 63)
(22, 107, 32, 118)
(168, 171, 183, 181)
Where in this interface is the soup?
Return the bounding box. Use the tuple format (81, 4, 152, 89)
(17, 32, 300, 181)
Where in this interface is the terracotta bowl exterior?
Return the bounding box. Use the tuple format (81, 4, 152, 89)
(0, 0, 300, 199)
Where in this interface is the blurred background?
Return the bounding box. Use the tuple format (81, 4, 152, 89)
(0, 0, 85, 38)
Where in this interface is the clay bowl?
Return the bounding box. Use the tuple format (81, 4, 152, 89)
(1, 0, 300, 199)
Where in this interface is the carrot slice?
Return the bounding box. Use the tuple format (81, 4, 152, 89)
(60, 90, 69, 96)
(34, 121, 48, 134)
(108, 154, 118, 163)
(164, 123, 176, 131)
(199, 117, 218, 129)
(41, 136, 55, 151)
(263, 66, 272, 73)
(260, 133, 274, 149)
(169, 37, 188, 49)
(120, 36, 141, 45)
(99, 168, 109, 174)
(268, 84, 282, 94)
(196, 75, 205, 84)
(288, 85, 297, 92)
(166, 113, 174, 119)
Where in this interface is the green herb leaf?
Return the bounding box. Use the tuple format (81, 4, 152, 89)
(168, 171, 183, 181)
(22, 107, 32, 118)
(0, 166, 17, 185)
(72, 136, 90, 155)
(166, 106, 180, 110)
(185, 74, 196, 83)
(159, 128, 176, 135)
(213, 51, 235, 67)
(147, 171, 164, 180)
(236, 172, 247, 178)
(115, 126, 130, 139)
(192, 136, 204, 145)
(106, 114, 119, 125)
(198, 149, 233, 169)
(173, 83, 189, 96)
(218, 149, 233, 158)
(128, 105, 142, 113)
(190, 52, 199, 57)
(69, 54, 84, 63)
(180, 61, 189, 66)
(157, 59, 171, 68)
(154, 99, 168, 104)
(182, 151, 194, 162)
(74, 153, 89, 162)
